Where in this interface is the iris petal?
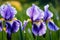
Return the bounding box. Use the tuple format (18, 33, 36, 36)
(0, 3, 17, 20)
(0, 21, 3, 31)
(21, 20, 28, 30)
(39, 22, 46, 36)
(44, 4, 53, 21)
(32, 22, 46, 36)
(12, 20, 21, 33)
(6, 20, 21, 33)
(26, 4, 44, 21)
(6, 22, 12, 34)
(32, 23, 39, 36)
(48, 21, 59, 31)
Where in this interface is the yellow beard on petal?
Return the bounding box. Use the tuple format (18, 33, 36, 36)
(7, 17, 17, 23)
(33, 20, 43, 27)
(27, 19, 32, 22)
(0, 18, 4, 21)
(3, 27, 6, 32)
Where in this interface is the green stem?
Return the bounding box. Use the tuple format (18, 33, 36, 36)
(2, 31, 3, 40)
(19, 27, 23, 40)
(49, 30, 52, 40)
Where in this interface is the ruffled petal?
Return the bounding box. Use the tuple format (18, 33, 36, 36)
(6, 20, 21, 33)
(48, 21, 59, 31)
(44, 4, 53, 21)
(32, 22, 46, 36)
(0, 3, 17, 20)
(26, 4, 44, 21)
(32, 23, 39, 36)
(12, 20, 21, 33)
(39, 22, 46, 36)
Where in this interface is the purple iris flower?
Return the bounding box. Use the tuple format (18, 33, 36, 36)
(26, 4, 59, 36)
(5, 20, 21, 34)
(26, 4, 46, 36)
(44, 4, 59, 31)
(0, 20, 3, 31)
(0, 3, 17, 20)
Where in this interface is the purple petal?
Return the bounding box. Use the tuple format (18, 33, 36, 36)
(26, 4, 44, 21)
(6, 21, 12, 34)
(32, 22, 46, 36)
(0, 3, 17, 20)
(48, 21, 59, 31)
(0, 21, 3, 31)
(44, 4, 53, 21)
(6, 20, 21, 33)
(39, 22, 46, 36)
(12, 20, 21, 33)
(21, 20, 28, 30)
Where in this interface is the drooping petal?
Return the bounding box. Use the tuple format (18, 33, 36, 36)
(44, 4, 53, 21)
(0, 3, 17, 20)
(0, 21, 3, 31)
(26, 4, 44, 21)
(21, 20, 28, 30)
(6, 21, 12, 34)
(32, 22, 46, 36)
(32, 23, 39, 36)
(6, 20, 21, 33)
(39, 22, 46, 36)
(48, 21, 59, 31)
(12, 20, 21, 33)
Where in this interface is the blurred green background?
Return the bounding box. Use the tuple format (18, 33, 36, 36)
(0, 0, 60, 40)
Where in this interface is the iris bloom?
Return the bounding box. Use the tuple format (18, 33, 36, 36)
(0, 3, 21, 40)
(0, 3, 17, 20)
(26, 4, 59, 36)
(44, 4, 59, 31)
(26, 4, 46, 36)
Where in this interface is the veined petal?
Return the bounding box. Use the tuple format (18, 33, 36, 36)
(39, 22, 46, 36)
(0, 21, 3, 31)
(0, 3, 17, 20)
(6, 20, 21, 33)
(32, 23, 39, 36)
(21, 20, 28, 30)
(48, 21, 59, 31)
(6, 21, 12, 34)
(32, 22, 46, 36)
(44, 4, 53, 21)
(26, 4, 44, 21)
(12, 20, 21, 33)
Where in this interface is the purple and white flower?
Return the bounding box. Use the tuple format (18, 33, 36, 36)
(26, 4, 46, 36)
(44, 4, 59, 31)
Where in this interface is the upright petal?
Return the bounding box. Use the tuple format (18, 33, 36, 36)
(0, 20, 3, 31)
(0, 3, 17, 20)
(32, 22, 46, 36)
(44, 4, 53, 21)
(48, 21, 59, 31)
(26, 4, 44, 21)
